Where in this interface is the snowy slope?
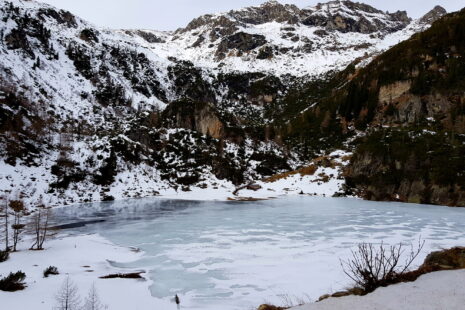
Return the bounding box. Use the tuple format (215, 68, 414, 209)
(0, 0, 447, 208)
(0, 0, 445, 123)
(0, 0, 173, 122)
(145, 0, 441, 77)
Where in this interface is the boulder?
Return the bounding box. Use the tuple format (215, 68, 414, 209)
(247, 183, 262, 191)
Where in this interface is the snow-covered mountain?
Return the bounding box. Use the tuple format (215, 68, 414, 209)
(145, 0, 443, 77)
(0, 0, 445, 124)
(0, 0, 448, 207)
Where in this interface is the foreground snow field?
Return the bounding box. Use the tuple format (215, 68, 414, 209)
(291, 269, 465, 310)
(2, 232, 465, 310)
(0, 234, 172, 310)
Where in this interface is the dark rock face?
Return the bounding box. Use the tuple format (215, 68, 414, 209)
(79, 28, 99, 43)
(168, 60, 215, 102)
(5, 28, 34, 57)
(216, 32, 267, 59)
(257, 45, 274, 59)
(37, 8, 77, 28)
(162, 100, 225, 139)
(134, 30, 165, 43)
(178, 15, 239, 40)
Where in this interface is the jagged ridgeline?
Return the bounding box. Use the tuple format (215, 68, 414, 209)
(0, 0, 459, 207)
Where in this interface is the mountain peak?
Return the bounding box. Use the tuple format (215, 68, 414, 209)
(302, 0, 411, 34)
(419, 5, 447, 24)
(261, 0, 281, 6)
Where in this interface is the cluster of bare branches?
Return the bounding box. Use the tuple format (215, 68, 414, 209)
(10, 200, 26, 252)
(1, 195, 55, 254)
(341, 239, 425, 293)
(29, 204, 55, 250)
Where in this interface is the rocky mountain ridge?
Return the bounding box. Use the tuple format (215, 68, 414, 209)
(146, 0, 442, 77)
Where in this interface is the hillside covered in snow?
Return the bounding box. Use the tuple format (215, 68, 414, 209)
(0, 0, 454, 208)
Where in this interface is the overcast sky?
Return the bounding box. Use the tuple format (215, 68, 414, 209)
(37, 0, 464, 31)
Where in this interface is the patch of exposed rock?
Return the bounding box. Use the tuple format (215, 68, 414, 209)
(302, 1, 411, 34)
(420, 6, 447, 24)
(162, 100, 225, 139)
(216, 32, 267, 59)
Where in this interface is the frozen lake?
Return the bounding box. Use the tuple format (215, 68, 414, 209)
(54, 197, 465, 309)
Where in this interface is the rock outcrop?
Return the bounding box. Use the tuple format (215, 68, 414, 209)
(216, 32, 267, 59)
(162, 100, 225, 139)
(302, 1, 411, 34)
(420, 5, 447, 24)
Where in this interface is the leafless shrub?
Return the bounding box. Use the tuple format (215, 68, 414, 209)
(341, 239, 425, 293)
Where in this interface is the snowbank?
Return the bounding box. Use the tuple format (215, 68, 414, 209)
(291, 269, 465, 310)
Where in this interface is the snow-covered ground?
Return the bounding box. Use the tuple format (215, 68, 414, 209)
(0, 234, 173, 309)
(2, 231, 464, 310)
(291, 269, 465, 310)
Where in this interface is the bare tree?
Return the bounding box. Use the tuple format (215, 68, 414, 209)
(83, 283, 106, 310)
(340, 239, 425, 293)
(55, 276, 81, 310)
(9, 200, 26, 252)
(29, 205, 54, 250)
(0, 196, 9, 251)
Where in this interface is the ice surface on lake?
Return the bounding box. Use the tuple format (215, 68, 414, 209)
(54, 197, 465, 309)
